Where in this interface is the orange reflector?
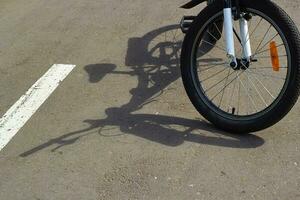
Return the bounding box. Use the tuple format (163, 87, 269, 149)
(270, 41, 280, 71)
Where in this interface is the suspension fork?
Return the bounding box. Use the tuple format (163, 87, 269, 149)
(223, 0, 252, 67)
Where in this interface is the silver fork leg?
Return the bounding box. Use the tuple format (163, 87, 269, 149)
(223, 7, 237, 66)
(239, 17, 252, 60)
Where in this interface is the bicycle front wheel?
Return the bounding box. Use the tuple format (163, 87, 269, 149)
(181, 0, 300, 133)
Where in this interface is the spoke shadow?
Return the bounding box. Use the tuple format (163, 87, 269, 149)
(20, 25, 264, 157)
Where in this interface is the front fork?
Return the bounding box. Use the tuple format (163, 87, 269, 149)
(223, 0, 251, 67)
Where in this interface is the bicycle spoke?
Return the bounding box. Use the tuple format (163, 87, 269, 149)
(254, 33, 279, 55)
(201, 67, 228, 83)
(253, 54, 287, 59)
(228, 71, 239, 113)
(254, 43, 284, 56)
(246, 70, 285, 80)
(244, 17, 263, 45)
(213, 22, 223, 37)
(237, 78, 241, 115)
(198, 62, 227, 67)
(251, 66, 288, 69)
(218, 68, 231, 107)
(247, 68, 276, 99)
(206, 30, 226, 50)
(211, 70, 245, 101)
(197, 49, 222, 59)
(254, 24, 272, 54)
(213, 22, 227, 48)
(245, 70, 268, 106)
(204, 69, 236, 93)
(198, 63, 227, 72)
(238, 74, 258, 112)
(247, 73, 250, 114)
(201, 39, 227, 52)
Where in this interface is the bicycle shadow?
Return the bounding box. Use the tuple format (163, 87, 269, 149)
(20, 25, 264, 157)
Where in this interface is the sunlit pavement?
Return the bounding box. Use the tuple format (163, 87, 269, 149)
(0, 1, 299, 199)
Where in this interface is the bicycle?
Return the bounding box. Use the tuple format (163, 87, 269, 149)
(180, 0, 300, 133)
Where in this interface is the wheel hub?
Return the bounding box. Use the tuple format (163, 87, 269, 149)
(231, 58, 250, 70)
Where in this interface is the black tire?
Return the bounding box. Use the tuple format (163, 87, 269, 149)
(207, 0, 216, 5)
(181, 0, 300, 133)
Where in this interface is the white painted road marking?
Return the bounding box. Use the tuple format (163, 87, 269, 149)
(0, 64, 76, 151)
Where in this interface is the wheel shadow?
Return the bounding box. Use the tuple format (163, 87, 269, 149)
(20, 25, 264, 157)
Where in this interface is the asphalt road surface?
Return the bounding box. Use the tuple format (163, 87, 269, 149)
(0, 0, 299, 199)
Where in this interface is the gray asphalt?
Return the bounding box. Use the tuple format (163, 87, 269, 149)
(0, 0, 299, 199)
